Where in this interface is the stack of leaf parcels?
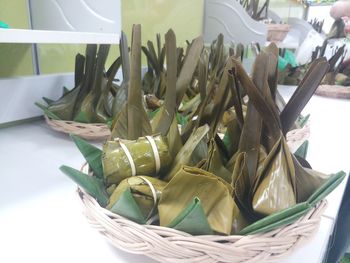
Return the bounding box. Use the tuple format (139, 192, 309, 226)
(61, 25, 345, 236)
(279, 40, 349, 86)
(36, 44, 126, 123)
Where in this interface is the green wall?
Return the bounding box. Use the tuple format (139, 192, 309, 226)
(0, 0, 304, 78)
(0, 0, 204, 77)
(122, 0, 204, 47)
(0, 0, 34, 77)
(39, 0, 204, 74)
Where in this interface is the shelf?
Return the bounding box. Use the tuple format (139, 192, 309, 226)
(0, 29, 119, 44)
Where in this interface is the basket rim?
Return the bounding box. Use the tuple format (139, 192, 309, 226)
(44, 114, 111, 140)
(316, 84, 350, 99)
(77, 187, 327, 263)
(73, 125, 317, 262)
(44, 114, 110, 127)
(78, 187, 326, 239)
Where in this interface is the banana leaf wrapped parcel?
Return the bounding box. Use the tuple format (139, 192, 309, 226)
(60, 25, 346, 240)
(102, 134, 172, 185)
(35, 44, 119, 124)
(159, 165, 238, 235)
(108, 176, 167, 223)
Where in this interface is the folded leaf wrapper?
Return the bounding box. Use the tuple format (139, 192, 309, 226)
(102, 134, 172, 185)
(108, 176, 167, 221)
(167, 197, 213, 235)
(164, 124, 209, 181)
(252, 137, 296, 215)
(58, 27, 347, 242)
(158, 165, 238, 235)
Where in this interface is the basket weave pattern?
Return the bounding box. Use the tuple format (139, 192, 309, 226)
(76, 126, 315, 262)
(266, 24, 291, 42)
(316, 85, 350, 99)
(78, 189, 326, 263)
(45, 115, 111, 140)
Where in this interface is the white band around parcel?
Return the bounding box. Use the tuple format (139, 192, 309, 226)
(139, 176, 158, 222)
(118, 139, 137, 177)
(145, 136, 161, 174)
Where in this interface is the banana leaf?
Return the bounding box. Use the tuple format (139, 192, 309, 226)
(63, 86, 70, 95)
(307, 171, 345, 206)
(280, 58, 329, 135)
(264, 43, 279, 100)
(74, 44, 110, 123)
(106, 184, 116, 196)
(73, 45, 97, 118)
(102, 134, 172, 185)
(34, 102, 61, 120)
(178, 94, 201, 115)
(230, 148, 266, 225)
(222, 117, 241, 158)
(296, 114, 310, 128)
(295, 140, 309, 159)
(59, 165, 108, 206)
(235, 62, 264, 183)
(293, 154, 330, 203)
(222, 105, 247, 157)
(239, 201, 310, 235)
(152, 29, 177, 136)
(202, 139, 232, 183)
(194, 60, 234, 183)
(256, 52, 282, 152)
(39, 53, 86, 120)
(175, 36, 204, 107)
(73, 91, 96, 122)
(164, 117, 183, 157)
(158, 165, 237, 235)
(239, 171, 345, 235)
(230, 56, 281, 139)
(198, 50, 209, 101)
(110, 25, 152, 140)
(167, 197, 213, 235)
(227, 69, 244, 128)
(45, 84, 81, 120)
(176, 47, 184, 75)
(235, 43, 244, 62)
(108, 176, 167, 221)
(70, 135, 103, 179)
(112, 32, 129, 118)
(42, 96, 55, 106)
(206, 57, 232, 136)
(109, 188, 146, 224)
(95, 56, 121, 122)
(228, 52, 269, 221)
(163, 124, 209, 181)
(208, 34, 226, 81)
(141, 35, 166, 97)
(74, 53, 85, 87)
(47, 86, 71, 102)
(142, 62, 154, 94)
(94, 77, 110, 123)
(252, 137, 296, 215)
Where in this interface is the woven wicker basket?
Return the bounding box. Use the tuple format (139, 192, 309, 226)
(315, 85, 350, 99)
(78, 189, 326, 263)
(266, 24, 291, 42)
(44, 115, 111, 141)
(74, 126, 323, 263)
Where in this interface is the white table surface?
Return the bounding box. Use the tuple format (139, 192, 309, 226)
(0, 86, 349, 263)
